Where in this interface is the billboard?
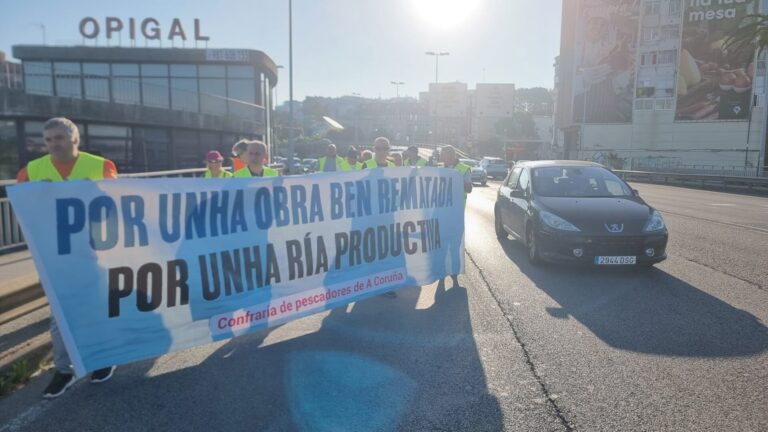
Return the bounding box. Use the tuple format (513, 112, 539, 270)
(676, 0, 757, 121)
(572, 0, 639, 124)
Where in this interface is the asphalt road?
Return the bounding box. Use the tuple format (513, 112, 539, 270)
(1, 181, 766, 431)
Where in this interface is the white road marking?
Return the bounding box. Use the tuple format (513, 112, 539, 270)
(0, 401, 53, 432)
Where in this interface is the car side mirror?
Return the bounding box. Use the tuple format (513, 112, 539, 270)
(510, 189, 526, 199)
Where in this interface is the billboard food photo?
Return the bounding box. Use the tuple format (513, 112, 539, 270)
(676, 0, 757, 121)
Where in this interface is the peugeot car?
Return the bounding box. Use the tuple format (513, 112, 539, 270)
(494, 161, 668, 266)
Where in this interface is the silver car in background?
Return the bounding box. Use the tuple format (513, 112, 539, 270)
(461, 159, 488, 186)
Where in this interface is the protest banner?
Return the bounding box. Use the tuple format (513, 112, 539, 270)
(8, 168, 465, 377)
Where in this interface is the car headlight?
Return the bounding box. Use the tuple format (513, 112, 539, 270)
(643, 210, 666, 232)
(540, 211, 581, 232)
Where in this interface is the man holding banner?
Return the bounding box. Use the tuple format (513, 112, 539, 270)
(441, 145, 473, 288)
(234, 141, 280, 177)
(317, 141, 351, 172)
(15, 117, 118, 399)
(363, 137, 396, 169)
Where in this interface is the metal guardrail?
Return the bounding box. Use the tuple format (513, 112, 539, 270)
(0, 168, 210, 252)
(615, 170, 768, 193)
(631, 165, 767, 178)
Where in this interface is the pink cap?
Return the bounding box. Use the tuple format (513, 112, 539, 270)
(205, 150, 224, 162)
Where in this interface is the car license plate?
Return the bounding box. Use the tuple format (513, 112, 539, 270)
(594, 256, 637, 265)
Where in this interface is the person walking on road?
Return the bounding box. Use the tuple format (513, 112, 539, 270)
(403, 145, 428, 167)
(346, 146, 363, 170)
(203, 150, 233, 178)
(317, 140, 351, 172)
(16, 117, 118, 398)
(362, 137, 397, 298)
(362, 137, 396, 169)
(440, 145, 472, 288)
(234, 141, 280, 177)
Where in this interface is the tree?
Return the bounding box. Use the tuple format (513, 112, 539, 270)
(495, 112, 539, 140)
(514, 87, 554, 115)
(724, 14, 768, 54)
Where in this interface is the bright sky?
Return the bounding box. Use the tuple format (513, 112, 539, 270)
(0, 0, 562, 103)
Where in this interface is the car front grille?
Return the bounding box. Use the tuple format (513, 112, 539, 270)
(588, 237, 646, 255)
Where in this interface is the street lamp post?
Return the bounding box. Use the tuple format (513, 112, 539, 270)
(390, 81, 405, 98)
(287, 0, 296, 174)
(425, 51, 449, 83)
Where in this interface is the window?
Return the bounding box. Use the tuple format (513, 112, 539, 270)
(141, 64, 169, 109)
(54, 62, 82, 98)
(661, 25, 679, 40)
(517, 169, 530, 192)
(172, 129, 200, 169)
(644, 1, 661, 15)
(134, 127, 169, 172)
(227, 65, 254, 79)
(641, 52, 657, 66)
(23, 61, 53, 95)
(657, 50, 677, 65)
(227, 78, 257, 118)
(142, 78, 170, 109)
(112, 63, 140, 105)
(83, 63, 110, 102)
(669, 0, 681, 16)
(0, 120, 19, 180)
(170, 77, 199, 112)
(200, 78, 227, 115)
(506, 167, 522, 187)
(85, 124, 132, 172)
(642, 27, 660, 44)
(634, 99, 655, 110)
(170, 64, 197, 78)
(637, 79, 655, 97)
(655, 79, 675, 97)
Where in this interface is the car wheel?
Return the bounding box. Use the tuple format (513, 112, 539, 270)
(526, 225, 541, 266)
(481, 180, 487, 186)
(494, 209, 508, 239)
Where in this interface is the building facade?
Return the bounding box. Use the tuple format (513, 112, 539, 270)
(0, 45, 278, 179)
(555, 0, 768, 172)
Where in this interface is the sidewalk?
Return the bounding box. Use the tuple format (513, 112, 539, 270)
(0, 250, 50, 378)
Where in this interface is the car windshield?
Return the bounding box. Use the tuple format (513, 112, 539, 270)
(485, 159, 505, 166)
(461, 159, 478, 167)
(532, 166, 633, 198)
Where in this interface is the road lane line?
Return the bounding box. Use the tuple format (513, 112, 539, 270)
(656, 208, 768, 235)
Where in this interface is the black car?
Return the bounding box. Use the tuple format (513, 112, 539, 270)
(494, 161, 668, 266)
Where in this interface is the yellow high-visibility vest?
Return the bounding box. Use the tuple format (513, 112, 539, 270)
(363, 159, 395, 168)
(27, 152, 106, 182)
(318, 156, 351, 172)
(405, 157, 428, 167)
(234, 166, 280, 177)
(204, 169, 233, 178)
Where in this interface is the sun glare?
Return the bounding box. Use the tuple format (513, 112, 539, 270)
(411, 0, 481, 30)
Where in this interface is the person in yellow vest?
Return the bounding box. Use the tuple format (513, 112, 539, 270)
(317, 141, 351, 172)
(403, 145, 428, 167)
(361, 137, 398, 299)
(441, 145, 473, 203)
(391, 152, 403, 166)
(362, 137, 396, 169)
(203, 150, 233, 178)
(346, 146, 363, 170)
(16, 117, 118, 399)
(440, 145, 472, 289)
(234, 140, 280, 177)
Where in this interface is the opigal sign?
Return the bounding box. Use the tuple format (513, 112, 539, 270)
(79, 17, 210, 42)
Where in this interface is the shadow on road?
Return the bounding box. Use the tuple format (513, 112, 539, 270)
(496, 237, 768, 358)
(20, 283, 502, 432)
